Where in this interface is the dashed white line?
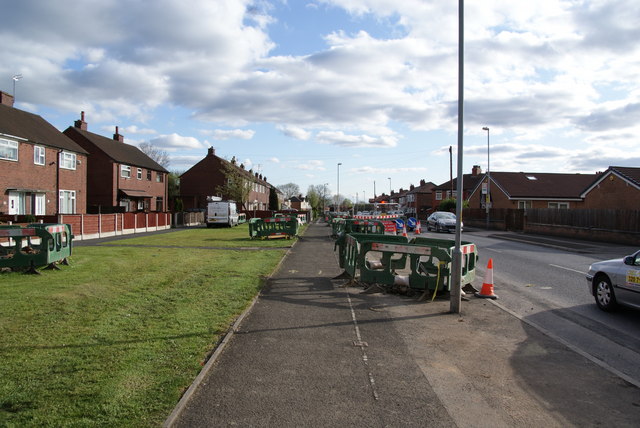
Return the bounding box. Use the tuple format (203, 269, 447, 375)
(550, 264, 584, 274)
(345, 289, 379, 401)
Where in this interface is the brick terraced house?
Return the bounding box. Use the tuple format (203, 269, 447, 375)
(64, 112, 168, 213)
(0, 92, 88, 215)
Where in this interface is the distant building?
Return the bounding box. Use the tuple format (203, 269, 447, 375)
(432, 165, 485, 210)
(64, 112, 168, 212)
(467, 171, 599, 210)
(180, 147, 272, 211)
(0, 92, 88, 215)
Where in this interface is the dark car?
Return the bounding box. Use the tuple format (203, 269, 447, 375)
(426, 211, 462, 233)
(586, 250, 640, 311)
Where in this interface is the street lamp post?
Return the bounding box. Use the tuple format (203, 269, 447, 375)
(388, 177, 391, 196)
(323, 183, 328, 216)
(337, 163, 342, 211)
(482, 127, 490, 230)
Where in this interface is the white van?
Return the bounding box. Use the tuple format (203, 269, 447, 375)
(206, 200, 239, 227)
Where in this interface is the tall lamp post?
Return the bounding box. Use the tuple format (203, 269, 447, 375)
(336, 163, 342, 211)
(482, 127, 490, 230)
(323, 183, 328, 216)
(387, 177, 391, 196)
(12, 74, 23, 100)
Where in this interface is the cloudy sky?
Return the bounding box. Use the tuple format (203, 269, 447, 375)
(2, 0, 639, 201)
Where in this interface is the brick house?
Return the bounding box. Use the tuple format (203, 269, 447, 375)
(180, 147, 272, 211)
(0, 92, 88, 215)
(432, 165, 485, 210)
(580, 166, 640, 210)
(467, 171, 598, 210)
(64, 112, 168, 213)
(405, 180, 436, 219)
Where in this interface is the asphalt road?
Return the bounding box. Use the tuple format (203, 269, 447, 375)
(433, 228, 640, 387)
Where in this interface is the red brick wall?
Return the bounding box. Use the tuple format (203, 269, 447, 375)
(180, 155, 226, 210)
(0, 142, 87, 214)
(583, 174, 640, 210)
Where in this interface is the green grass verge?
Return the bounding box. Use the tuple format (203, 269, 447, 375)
(0, 225, 293, 427)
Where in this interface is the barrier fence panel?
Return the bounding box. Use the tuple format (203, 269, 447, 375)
(0, 224, 73, 273)
(249, 216, 299, 239)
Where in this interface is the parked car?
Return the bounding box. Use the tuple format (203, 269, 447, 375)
(586, 250, 640, 311)
(426, 211, 462, 233)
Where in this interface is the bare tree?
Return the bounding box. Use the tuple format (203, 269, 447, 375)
(277, 183, 300, 200)
(139, 142, 170, 168)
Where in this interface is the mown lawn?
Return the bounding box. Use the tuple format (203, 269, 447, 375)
(0, 224, 297, 427)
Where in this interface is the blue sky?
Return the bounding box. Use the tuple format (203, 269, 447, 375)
(2, 0, 639, 203)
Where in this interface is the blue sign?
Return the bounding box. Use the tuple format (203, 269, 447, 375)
(407, 217, 417, 228)
(395, 218, 404, 230)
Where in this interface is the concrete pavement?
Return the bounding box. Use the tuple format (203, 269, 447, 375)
(166, 222, 640, 427)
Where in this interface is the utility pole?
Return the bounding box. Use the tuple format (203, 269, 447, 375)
(450, 0, 464, 314)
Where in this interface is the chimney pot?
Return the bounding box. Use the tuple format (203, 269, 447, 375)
(74, 111, 88, 130)
(113, 126, 124, 142)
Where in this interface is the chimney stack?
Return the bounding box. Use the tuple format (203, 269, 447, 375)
(0, 91, 14, 107)
(74, 111, 88, 130)
(113, 126, 124, 142)
(472, 165, 482, 176)
(207, 147, 215, 156)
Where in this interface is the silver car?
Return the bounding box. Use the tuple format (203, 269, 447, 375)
(586, 250, 640, 311)
(426, 211, 462, 233)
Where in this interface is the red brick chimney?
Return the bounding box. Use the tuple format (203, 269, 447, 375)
(113, 126, 124, 142)
(472, 165, 482, 176)
(0, 91, 14, 107)
(74, 111, 88, 130)
(207, 147, 215, 156)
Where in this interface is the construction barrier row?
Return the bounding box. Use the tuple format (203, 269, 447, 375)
(0, 223, 73, 274)
(249, 216, 299, 239)
(335, 232, 478, 298)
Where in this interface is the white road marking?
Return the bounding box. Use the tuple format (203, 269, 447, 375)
(550, 264, 584, 274)
(345, 289, 379, 400)
(486, 248, 503, 253)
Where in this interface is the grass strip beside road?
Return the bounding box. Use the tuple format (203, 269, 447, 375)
(0, 226, 292, 427)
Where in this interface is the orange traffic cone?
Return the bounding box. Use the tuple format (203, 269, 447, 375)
(415, 221, 421, 235)
(475, 258, 498, 299)
(402, 224, 408, 238)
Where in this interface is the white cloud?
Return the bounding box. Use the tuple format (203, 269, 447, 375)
(316, 131, 398, 148)
(203, 129, 256, 140)
(292, 160, 325, 171)
(278, 125, 312, 140)
(148, 133, 205, 150)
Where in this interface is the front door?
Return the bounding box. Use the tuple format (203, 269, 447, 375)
(8, 191, 25, 215)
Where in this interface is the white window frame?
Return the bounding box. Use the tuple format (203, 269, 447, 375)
(34, 193, 46, 215)
(59, 190, 76, 214)
(156, 172, 163, 183)
(137, 168, 143, 180)
(435, 191, 443, 201)
(518, 200, 532, 209)
(60, 151, 77, 170)
(0, 138, 18, 161)
(121, 165, 131, 178)
(34, 145, 45, 165)
(548, 202, 569, 209)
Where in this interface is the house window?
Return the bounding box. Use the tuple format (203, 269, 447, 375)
(137, 168, 142, 180)
(435, 191, 443, 201)
(60, 151, 77, 170)
(34, 145, 45, 165)
(156, 172, 163, 183)
(59, 190, 76, 214)
(0, 138, 19, 161)
(121, 165, 131, 178)
(147, 170, 152, 180)
(548, 202, 569, 209)
(156, 197, 163, 212)
(518, 201, 532, 209)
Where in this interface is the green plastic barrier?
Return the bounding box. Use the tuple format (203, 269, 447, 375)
(411, 237, 478, 291)
(337, 233, 410, 281)
(0, 223, 73, 274)
(249, 216, 299, 239)
(334, 220, 386, 268)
